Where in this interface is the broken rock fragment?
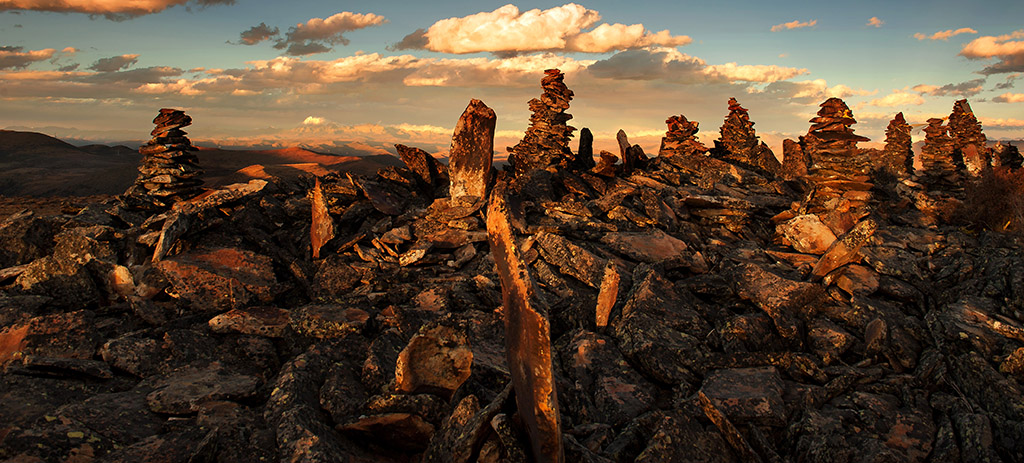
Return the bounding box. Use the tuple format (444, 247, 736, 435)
(486, 179, 564, 463)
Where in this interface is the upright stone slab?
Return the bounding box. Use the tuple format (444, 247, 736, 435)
(310, 177, 334, 259)
(448, 99, 496, 205)
(486, 179, 563, 463)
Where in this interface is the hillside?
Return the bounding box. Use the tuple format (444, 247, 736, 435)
(0, 131, 403, 197)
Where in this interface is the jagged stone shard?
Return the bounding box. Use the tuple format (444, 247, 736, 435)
(310, 177, 335, 259)
(486, 179, 564, 463)
(449, 99, 496, 205)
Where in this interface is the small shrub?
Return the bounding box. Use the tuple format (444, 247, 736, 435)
(957, 167, 1024, 234)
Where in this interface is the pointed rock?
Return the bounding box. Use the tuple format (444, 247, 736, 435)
(449, 99, 496, 205)
(310, 177, 335, 259)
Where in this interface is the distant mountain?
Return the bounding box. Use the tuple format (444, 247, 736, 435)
(0, 130, 404, 197)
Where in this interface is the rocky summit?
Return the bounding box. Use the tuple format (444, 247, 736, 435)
(2, 69, 1024, 463)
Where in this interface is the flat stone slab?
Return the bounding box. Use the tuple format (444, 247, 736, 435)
(700, 367, 786, 426)
(145, 362, 261, 415)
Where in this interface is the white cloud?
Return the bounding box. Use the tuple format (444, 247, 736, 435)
(397, 3, 690, 54)
(913, 27, 977, 41)
(303, 116, 326, 125)
(993, 92, 1024, 103)
(770, 20, 816, 32)
(869, 90, 925, 107)
(702, 62, 807, 83)
(866, 17, 884, 28)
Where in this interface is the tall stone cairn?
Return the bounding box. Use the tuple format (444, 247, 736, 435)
(801, 98, 872, 231)
(948, 99, 991, 176)
(917, 117, 961, 193)
(508, 69, 576, 177)
(658, 114, 708, 159)
(714, 97, 781, 176)
(881, 112, 913, 179)
(123, 108, 203, 210)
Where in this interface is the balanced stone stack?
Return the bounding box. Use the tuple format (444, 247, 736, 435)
(948, 99, 990, 177)
(800, 98, 872, 234)
(713, 97, 781, 176)
(916, 118, 961, 193)
(658, 114, 708, 161)
(880, 112, 913, 179)
(507, 69, 577, 177)
(123, 108, 203, 210)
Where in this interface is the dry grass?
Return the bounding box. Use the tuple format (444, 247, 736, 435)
(957, 167, 1024, 234)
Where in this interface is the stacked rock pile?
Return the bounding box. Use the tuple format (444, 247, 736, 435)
(713, 97, 781, 176)
(917, 118, 961, 194)
(507, 69, 578, 176)
(800, 98, 872, 234)
(948, 99, 991, 176)
(122, 109, 203, 210)
(880, 112, 913, 180)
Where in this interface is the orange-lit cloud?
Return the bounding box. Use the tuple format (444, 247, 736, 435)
(993, 92, 1024, 103)
(770, 19, 816, 32)
(0, 45, 56, 69)
(913, 27, 977, 41)
(0, 0, 234, 19)
(393, 4, 690, 54)
(869, 90, 925, 107)
(866, 17, 884, 28)
(960, 30, 1024, 74)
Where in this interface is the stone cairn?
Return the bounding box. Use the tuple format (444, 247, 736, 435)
(948, 99, 991, 177)
(507, 69, 577, 177)
(122, 108, 203, 210)
(800, 97, 871, 234)
(658, 114, 708, 162)
(880, 112, 913, 180)
(916, 117, 960, 194)
(713, 97, 781, 176)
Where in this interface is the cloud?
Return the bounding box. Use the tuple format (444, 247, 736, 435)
(912, 78, 986, 97)
(88, 54, 139, 72)
(403, 53, 594, 87)
(913, 27, 977, 41)
(272, 12, 387, 56)
(995, 73, 1021, 90)
(960, 30, 1024, 74)
(979, 117, 1024, 128)
(869, 90, 925, 107)
(703, 62, 807, 83)
(0, 45, 55, 69)
(770, 19, 816, 32)
(761, 79, 874, 102)
(866, 17, 884, 28)
(303, 116, 325, 125)
(993, 92, 1024, 103)
(237, 22, 279, 45)
(395, 4, 690, 54)
(0, 0, 234, 20)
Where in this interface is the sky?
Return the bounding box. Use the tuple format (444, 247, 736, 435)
(2, 0, 1024, 158)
